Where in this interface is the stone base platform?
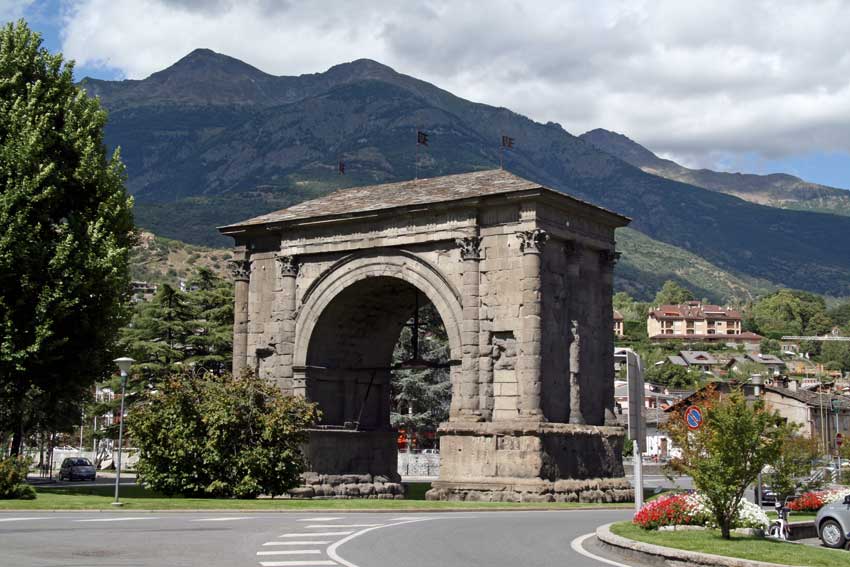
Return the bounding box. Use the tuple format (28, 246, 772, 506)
(288, 473, 405, 499)
(426, 420, 630, 502)
(426, 477, 633, 502)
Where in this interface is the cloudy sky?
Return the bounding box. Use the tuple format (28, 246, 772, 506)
(7, 0, 850, 189)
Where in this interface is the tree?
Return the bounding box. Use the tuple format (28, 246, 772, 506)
(390, 301, 451, 446)
(827, 302, 850, 328)
(653, 280, 695, 306)
(184, 267, 233, 373)
(644, 364, 701, 389)
(665, 387, 792, 539)
(0, 21, 134, 455)
(820, 341, 850, 372)
(129, 370, 317, 498)
(751, 289, 830, 338)
(766, 434, 816, 502)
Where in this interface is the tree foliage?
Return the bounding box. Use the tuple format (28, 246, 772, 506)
(390, 301, 451, 444)
(766, 434, 818, 502)
(0, 21, 134, 453)
(129, 370, 317, 498)
(750, 289, 830, 338)
(644, 364, 701, 389)
(665, 386, 793, 539)
(653, 280, 695, 306)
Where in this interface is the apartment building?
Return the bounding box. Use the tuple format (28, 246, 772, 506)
(613, 309, 625, 337)
(647, 301, 762, 347)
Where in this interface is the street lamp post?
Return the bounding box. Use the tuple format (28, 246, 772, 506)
(831, 398, 841, 483)
(112, 357, 134, 507)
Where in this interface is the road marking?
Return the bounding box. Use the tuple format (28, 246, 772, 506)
(76, 517, 158, 523)
(264, 541, 330, 546)
(258, 550, 322, 556)
(279, 532, 352, 537)
(327, 518, 432, 567)
(304, 524, 380, 529)
(259, 562, 336, 567)
(193, 516, 252, 522)
(570, 532, 632, 567)
(297, 517, 342, 522)
(0, 517, 41, 523)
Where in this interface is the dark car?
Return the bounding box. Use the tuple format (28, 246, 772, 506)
(58, 457, 96, 481)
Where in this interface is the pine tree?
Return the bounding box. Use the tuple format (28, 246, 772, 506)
(0, 21, 134, 455)
(184, 267, 233, 374)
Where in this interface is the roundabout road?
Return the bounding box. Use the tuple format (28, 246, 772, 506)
(0, 509, 636, 567)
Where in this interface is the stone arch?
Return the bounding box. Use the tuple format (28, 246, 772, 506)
(294, 250, 463, 368)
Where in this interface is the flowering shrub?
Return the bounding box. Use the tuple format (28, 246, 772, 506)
(788, 491, 827, 512)
(633, 492, 769, 531)
(790, 488, 850, 512)
(633, 493, 708, 530)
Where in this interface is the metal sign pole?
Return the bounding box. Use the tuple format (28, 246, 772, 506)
(616, 347, 645, 513)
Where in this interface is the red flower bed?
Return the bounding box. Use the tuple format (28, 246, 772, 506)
(788, 491, 826, 512)
(633, 493, 700, 530)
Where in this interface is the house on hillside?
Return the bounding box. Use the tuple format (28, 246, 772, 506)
(679, 351, 722, 374)
(668, 380, 850, 453)
(613, 309, 625, 337)
(724, 353, 786, 377)
(646, 301, 762, 348)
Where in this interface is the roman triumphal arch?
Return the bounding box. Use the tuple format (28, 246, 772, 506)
(220, 169, 633, 502)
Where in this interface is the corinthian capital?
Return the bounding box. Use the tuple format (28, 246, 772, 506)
(276, 254, 299, 277)
(456, 236, 482, 261)
(228, 259, 251, 282)
(517, 229, 549, 255)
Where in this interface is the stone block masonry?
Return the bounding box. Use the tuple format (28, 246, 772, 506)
(219, 169, 631, 501)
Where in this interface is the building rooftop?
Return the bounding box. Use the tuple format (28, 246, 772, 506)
(613, 309, 624, 321)
(649, 301, 742, 321)
(219, 169, 630, 231)
(679, 351, 720, 366)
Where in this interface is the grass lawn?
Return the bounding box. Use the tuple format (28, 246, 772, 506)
(765, 510, 818, 523)
(610, 521, 849, 567)
(0, 483, 634, 511)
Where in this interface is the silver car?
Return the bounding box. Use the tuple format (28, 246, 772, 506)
(816, 494, 850, 549)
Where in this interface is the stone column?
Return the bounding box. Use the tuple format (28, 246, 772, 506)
(229, 255, 251, 376)
(456, 236, 482, 419)
(517, 229, 548, 420)
(564, 241, 582, 424)
(275, 254, 299, 392)
(600, 249, 620, 426)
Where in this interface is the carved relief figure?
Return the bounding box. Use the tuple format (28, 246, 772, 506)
(568, 319, 586, 424)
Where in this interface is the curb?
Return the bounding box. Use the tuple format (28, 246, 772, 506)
(0, 505, 631, 514)
(595, 523, 807, 567)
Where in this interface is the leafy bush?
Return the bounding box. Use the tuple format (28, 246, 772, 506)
(789, 489, 850, 512)
(0, 457, 36, 500)
(633, 491, 768, 530)
(130, 370, 318, 498)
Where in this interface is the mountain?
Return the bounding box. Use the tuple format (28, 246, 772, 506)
(83, 49, 850, 297)
(580, 128, 850, 216)
(130, 231, 229, 286)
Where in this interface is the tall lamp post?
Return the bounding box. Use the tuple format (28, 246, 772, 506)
(112, 357, 134, 507)
(831, 398, 841, 483)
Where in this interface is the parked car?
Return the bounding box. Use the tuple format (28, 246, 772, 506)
(755, 484, 777, 506)
(816, 494, 850, 549)
(58, 457, 96, 481)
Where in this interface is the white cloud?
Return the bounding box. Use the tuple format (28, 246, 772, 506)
(59, 0, 850, 171)
(0, 0, 33, 21)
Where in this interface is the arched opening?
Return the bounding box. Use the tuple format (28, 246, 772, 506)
(303, 276, 454, 476)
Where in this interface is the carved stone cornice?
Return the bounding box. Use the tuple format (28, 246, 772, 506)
(600, 249, 621, 268)
(228, 259, 251, 282)
(563, 240, 580, 259)
(276, 254, 300, 277)
(456, 236, 482, 261)
(517, 229, 549, 255)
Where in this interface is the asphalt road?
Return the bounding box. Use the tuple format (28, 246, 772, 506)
(0, 509, 641, 567)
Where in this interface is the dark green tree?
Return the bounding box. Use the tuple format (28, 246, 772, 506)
(391, 301, 451, 447)
(184, 267, 233, 373)
(820, 341, 850, 372)
(644, 364, 701, 389)
(0, 21, 134, 455)
(653, 280, 695, 305)
(129, 370, 317, 498)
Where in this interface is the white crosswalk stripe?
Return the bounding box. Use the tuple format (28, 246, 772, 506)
(257, 550, 321, 556)
(264, 541, 330, 546)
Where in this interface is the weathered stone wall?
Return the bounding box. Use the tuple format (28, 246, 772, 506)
(225, 177, 628, 499)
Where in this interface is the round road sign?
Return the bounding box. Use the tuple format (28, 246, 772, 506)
(684, 406, 703, 430)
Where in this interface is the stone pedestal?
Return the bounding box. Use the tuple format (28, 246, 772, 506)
(426, 422, 631, 502)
